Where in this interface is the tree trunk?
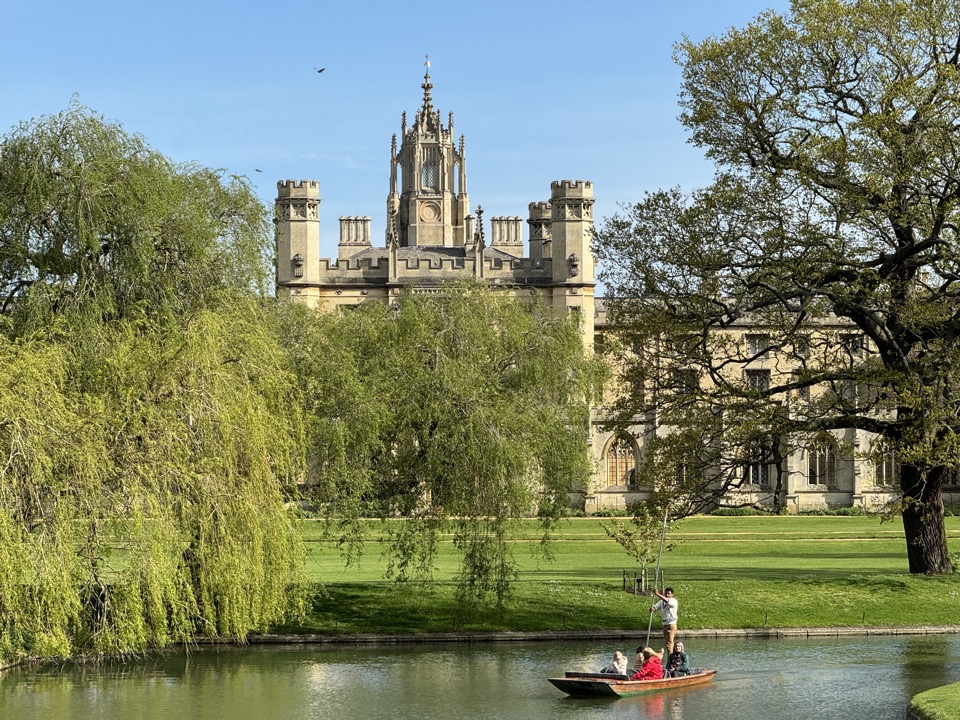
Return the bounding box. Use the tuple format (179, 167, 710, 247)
(900, 464, 953, 575)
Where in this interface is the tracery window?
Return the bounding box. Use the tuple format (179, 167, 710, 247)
(744, 461, 769, 487)
(605, 437, 637, 487)
(840, 333, 865, 358)
(746, 334, 771, 357)
(420, 147, 438, 190)
(808, 436, 837, 486)
(746, 369, 770, 392)
(873, 441, 899, 487)
(741, 445, 771, 487)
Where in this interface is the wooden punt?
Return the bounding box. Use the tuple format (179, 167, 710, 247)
(548, 668, 717, 698)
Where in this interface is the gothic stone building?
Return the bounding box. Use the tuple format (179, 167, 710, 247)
(275, 69, 937, 514)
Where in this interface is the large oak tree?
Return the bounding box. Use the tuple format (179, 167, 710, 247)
(596, 0, 960, 573)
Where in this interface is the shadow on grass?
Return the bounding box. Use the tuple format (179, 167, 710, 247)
(273, 581, 641, 636)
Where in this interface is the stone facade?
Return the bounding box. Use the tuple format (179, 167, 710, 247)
(275, 66, 595, 351)
(584, 306, 952, 514)
(275, 66, 956, 515)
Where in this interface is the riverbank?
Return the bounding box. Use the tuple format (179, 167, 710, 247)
(248, 624, 960, 646)
(909, 682, 960, 720)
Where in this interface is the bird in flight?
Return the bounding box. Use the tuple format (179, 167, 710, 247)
(315, 67, 326, 74)
(255, 168, 262, 173)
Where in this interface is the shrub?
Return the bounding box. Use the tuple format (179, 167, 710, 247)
(711, 507, 764, 516)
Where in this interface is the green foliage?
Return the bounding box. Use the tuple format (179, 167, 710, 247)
(596, 0, 960, 573)
(798, 506, 867, 517)
(711, 507, 765, 517)
(292, 284, 604, 609)
(603, 501, 673, 577)
(0, 100, 270, 326)
(0, 106, 304, 660)
(591, 508, 631, 517)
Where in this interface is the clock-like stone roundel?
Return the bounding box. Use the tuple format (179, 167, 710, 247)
(418, 201, 441, 222)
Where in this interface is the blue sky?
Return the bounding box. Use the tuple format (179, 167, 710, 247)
(4, 1, 788, 257)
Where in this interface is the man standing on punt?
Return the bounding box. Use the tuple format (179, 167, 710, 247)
(651, 587, 678, 655)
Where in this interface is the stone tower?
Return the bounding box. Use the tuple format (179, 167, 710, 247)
(273, 66, 596, 353)
(275, 180, 321, 304)
(549, 180, 596, 349)
(387, 59, 470, 247)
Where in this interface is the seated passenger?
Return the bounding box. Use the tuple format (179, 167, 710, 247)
(664, 641, 690, 677)
(600, 650, 628, 675)
(630, 646, 663, 681)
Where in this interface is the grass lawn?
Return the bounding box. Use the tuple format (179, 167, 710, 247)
(276, 515, 960, 635)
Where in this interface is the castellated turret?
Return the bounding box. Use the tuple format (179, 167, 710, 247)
(275, 180, 321, 303)
(547, 180, 596, 350)
(549, 181, 594, 285)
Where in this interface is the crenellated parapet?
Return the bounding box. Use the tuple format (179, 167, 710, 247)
(550, 179, 593, 196)
(310, 251, 558, 285)
(276, 180, 321, 221)
(550, 180, 594, 221)
(277, 179, 320, 194)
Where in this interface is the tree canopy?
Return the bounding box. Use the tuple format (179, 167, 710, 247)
(0, 104, 604, 659)
(596, 0, 960, 573)
(288, 285, 604, 608)
(0, 105, 305, 659)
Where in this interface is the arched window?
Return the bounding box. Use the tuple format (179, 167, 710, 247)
(420, 147, 438, 190)
(873, 440, 899, 487)
(605, 437, 637, 487)
(808, 436, 837, 486)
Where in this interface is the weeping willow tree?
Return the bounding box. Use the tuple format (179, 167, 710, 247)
(0, 104, 305, 660)
(293, 285, 604, 609)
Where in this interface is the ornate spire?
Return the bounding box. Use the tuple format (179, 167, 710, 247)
(412, 55, 441, 134)
(420, 55, 434, 117)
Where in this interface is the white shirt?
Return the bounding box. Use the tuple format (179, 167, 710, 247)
(654, 597, 678, 625)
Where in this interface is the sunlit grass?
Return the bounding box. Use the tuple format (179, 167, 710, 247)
(279, 515, 960, 635)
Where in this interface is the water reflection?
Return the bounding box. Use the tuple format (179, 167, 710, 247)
(1, 635, 958, 719)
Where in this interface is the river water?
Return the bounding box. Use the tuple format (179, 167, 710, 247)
(2, 634, 958, 719)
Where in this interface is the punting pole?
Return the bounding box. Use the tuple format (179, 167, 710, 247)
(644, 506, 670, 649)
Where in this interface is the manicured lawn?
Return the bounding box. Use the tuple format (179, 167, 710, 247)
(909, 682, 960, 720)
(279, 515, 960, 635)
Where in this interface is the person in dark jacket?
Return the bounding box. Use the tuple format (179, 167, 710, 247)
(664, 641, 691, 677)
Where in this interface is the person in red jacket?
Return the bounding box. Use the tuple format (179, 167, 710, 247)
(630, 647, 663, 681)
